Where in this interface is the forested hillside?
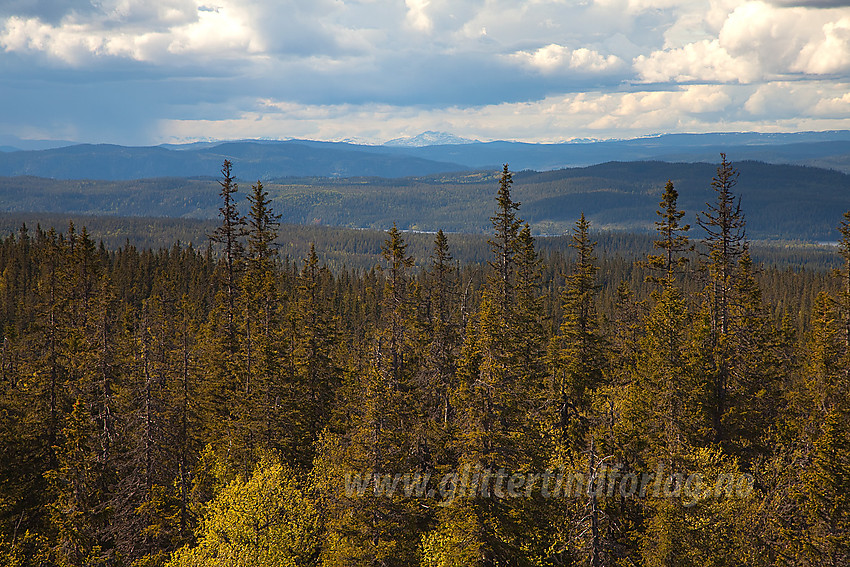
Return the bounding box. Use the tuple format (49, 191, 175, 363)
(0, 158, 848, 566)
(0, 211, 839, 272)
(4, 131, 850, 177)
(2, 158, 850, 240)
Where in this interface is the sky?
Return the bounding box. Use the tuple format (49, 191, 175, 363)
(2, 0, 850, 146)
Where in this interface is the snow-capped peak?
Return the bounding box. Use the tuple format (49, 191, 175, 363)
(383, 131, 477, 147)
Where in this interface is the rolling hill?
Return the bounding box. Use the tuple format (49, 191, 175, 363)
(1, 160, 848, 241)
(3, 131, 850, 179)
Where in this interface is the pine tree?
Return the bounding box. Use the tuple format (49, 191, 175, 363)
(511, 224, 546, 395)
(799, 404, 850, 566)
(237, 179, 283, 462)
(46, 400, 113, 566)
(725, 251, 782, 460)
(420, 229, 458, 428)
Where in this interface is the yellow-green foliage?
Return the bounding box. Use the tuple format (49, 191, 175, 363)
(167, 456, 319, 567)
(420, 505, 482, 567)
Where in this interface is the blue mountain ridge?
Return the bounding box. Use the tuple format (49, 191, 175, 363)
(2, 131, 850, 180)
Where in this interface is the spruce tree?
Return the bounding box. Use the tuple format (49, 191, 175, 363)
(552, 213, 605, 449)
(418, 230, 459, 434)
(291, 244, 339, 466)
(380, 223, 415, 386)
(209, 160, 246, 349)
(488, 164, 521, 311)
(646, 180, 691, 287)
(696, 154, 747, 445)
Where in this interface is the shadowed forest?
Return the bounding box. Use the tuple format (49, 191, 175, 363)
(0, 157, 848, 566)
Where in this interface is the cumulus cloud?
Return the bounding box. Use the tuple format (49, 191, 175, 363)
(743, 82, 817, 118)
(634, 39, 761, 83)
(3, 0, 850, 145)
(813, 89, 850, 115)
(637, 1, 850, 82)
(0, 1, 263, 65)
(793, 17, 850, 73)
(510, 43, 624, 73)
(744, 80, 850, 119)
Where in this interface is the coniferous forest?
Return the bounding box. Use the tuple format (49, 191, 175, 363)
(0, 156, 849, 566)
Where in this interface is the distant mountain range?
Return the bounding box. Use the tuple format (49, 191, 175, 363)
(2, 131, 850, 180)
(383, 131, 477, 147)
(1, 131, 850, 243)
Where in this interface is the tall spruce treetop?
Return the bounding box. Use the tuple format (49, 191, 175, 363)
(697, 153, 746, 336)
(211, 160, 247, 269)
(210, 160, 247, 345)
(563, 213, 600, 341)
(646, 180, 691, 287)
(554, 213, 605, 445)
(488, 164, 521, 309)
(428, 229, 454, 329)
(380, 223, 415, 385)
(246, 180, 280, 272)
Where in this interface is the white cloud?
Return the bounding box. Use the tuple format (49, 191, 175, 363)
(405, 0, 432, 32)
(634, 39, 761, 83)
(743, 82, 813, 117)
(793, 17, 850, 74)
(157, 84, 767, 145)
(767, 0, 850, 7)
(636, 1, 850, 83)
(0, 1, 263, 64)
(4, 0, 850, 145)
(167, 5, 261, 56)
(510, 43, 624, 73)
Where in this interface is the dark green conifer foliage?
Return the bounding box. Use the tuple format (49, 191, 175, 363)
(291, 244, 339, 465)
(488, 164, 521, 310)
(47, 399, 113, 566)
(512, 224, 546, 395)
(725, 252, 783, 460)
(552, 213, 606, 448)
(698, 154, 746, 336)
(380, 223, 415, 386)
(417, 229, 460, 456)
(837, 211, 850, 350)
(801, 405, 850, 566)
(209, 160, 246, 349)
(238, 179, 283, 461)
(697, 154, 747, 445)
(645, 180, 691, 287)
(1, 159, 850, 567)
